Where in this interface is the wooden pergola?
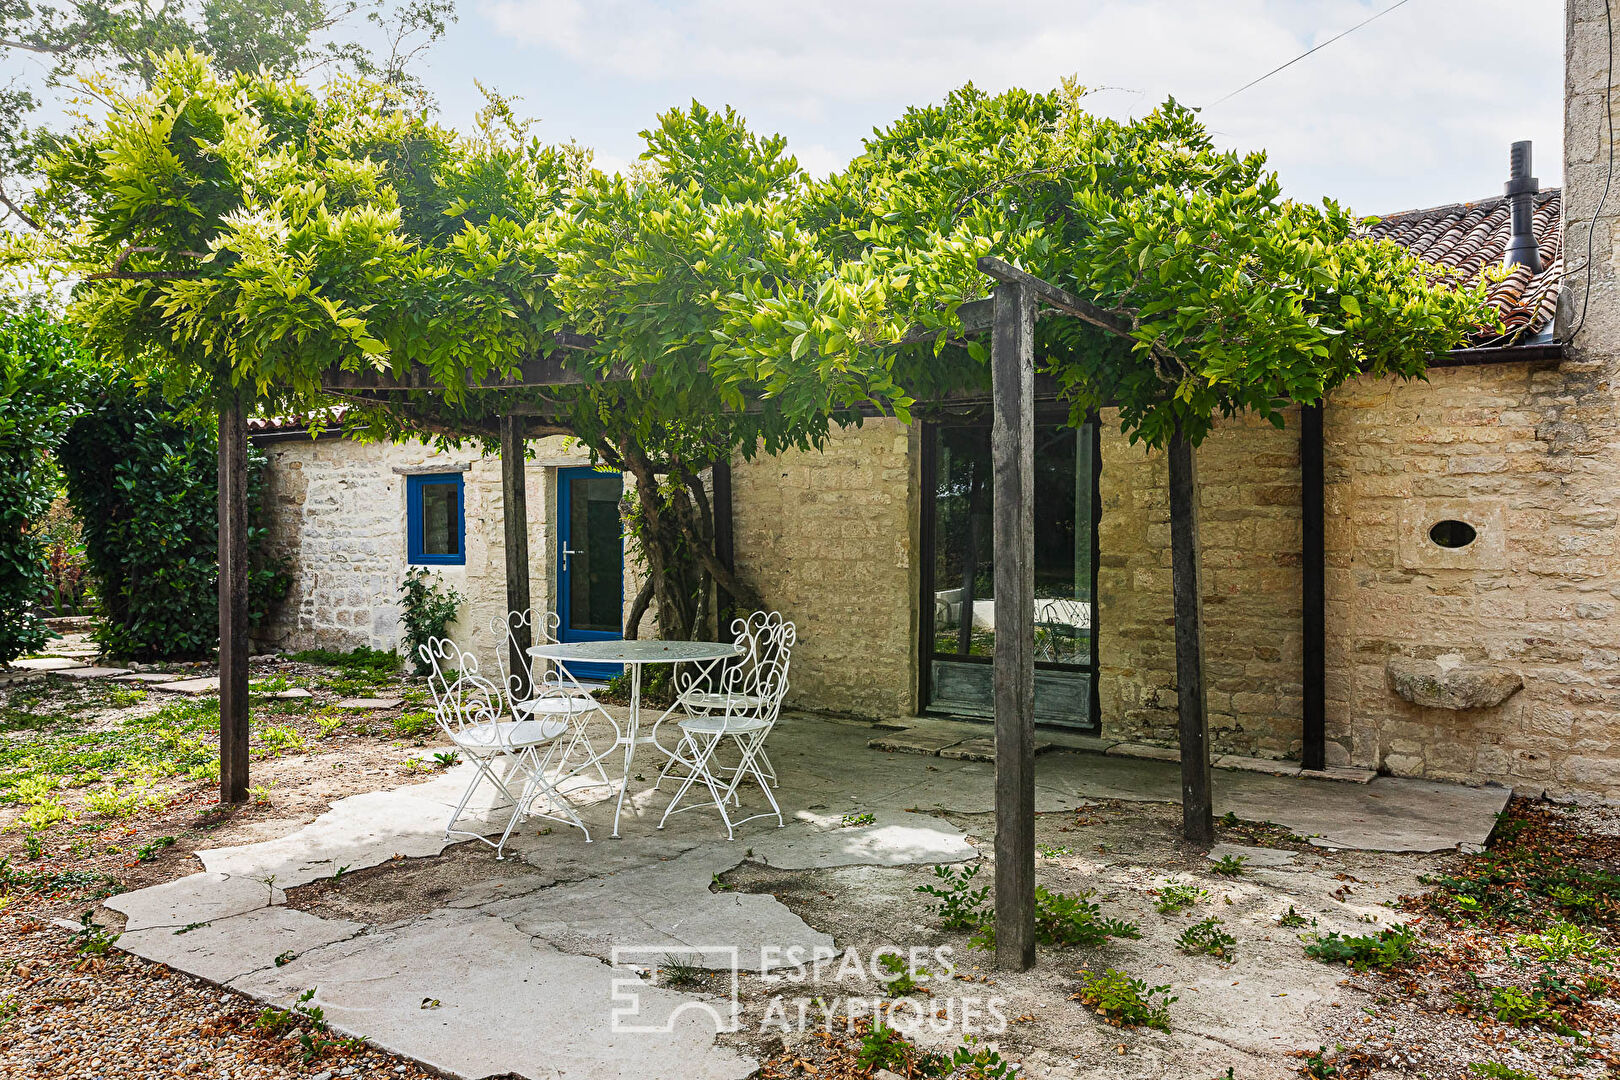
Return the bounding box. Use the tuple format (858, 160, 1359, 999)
(215, 256, 1563, 973)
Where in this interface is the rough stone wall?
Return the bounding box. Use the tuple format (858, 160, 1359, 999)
(256, 434, 601, 670)
(728, 418, 917, 716)
(1096, 410, 1305, 760)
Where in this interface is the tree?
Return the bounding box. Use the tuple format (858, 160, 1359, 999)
(0, 308, 84, 663)
(0, 0, 456, 229)
(57, 381, 289, 661)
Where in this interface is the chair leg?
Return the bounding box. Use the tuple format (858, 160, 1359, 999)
(724, 731, 783, 828)
(658, 731, 735, 839)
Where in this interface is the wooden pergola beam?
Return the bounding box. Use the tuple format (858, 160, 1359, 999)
(321, 353, 626, 393)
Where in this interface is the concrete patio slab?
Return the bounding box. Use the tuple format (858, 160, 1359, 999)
(937, 735, 1057, 762)
(107, 872, 286, 931)
(109, 714, 1513, 1080)
(118, 906, 364, 985)
(111, 672, 184, 683)
(338, 696, 405, 709)
(232, 909, 755, 1080)
(867, 729, 965, 755)
(1207, 842, 1298, 868)
(485, 845, 834, 971)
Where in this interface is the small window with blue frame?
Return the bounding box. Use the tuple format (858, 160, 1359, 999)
(407, 473, 465, 565)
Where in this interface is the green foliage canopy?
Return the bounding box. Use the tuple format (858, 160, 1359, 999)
(0, 309, 85, 662)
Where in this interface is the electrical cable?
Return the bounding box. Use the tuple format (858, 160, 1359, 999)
(1210, 0, 1417, 107)
(1569, 0, 1615, 342)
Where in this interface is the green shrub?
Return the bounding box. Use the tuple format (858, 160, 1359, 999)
(392, 711, 433, 737)
(917, 863, 989, 931)
(1304, 924, 1420, 971)
(1073, 968, 1175, 1031)
(1516, 919, 1610, 963)
(57, 384, 289, 661)
(1033, 886, 1140, 947)
(400, 569, 462, 675)
(1488, 986, 1575, 1035)
(0, 310, 86, 662)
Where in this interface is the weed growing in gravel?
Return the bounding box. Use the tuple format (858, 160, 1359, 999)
(392, 711, 433, 738)
(1304, 924, 1420, 971)
(248, 782, 276, 805)
(315, 715, 343, 738)
(918, 863, 989, 931)
(13, 797, 69, 830)
(0, 857, 122, 899)
(253, 988, 367, 1064)
(877, 952, 930, 996)
(848, 1023, 1018, 1079)
(840, 811, 875, 827)
(1210, 853, 1250, 876)
(432, 751, 460, 768)
(0, 992, 16, 1030)
(1468, 1064, 1537, 1080)
(1032, 887, 1141, 947)
(289, 646, 402, 680)
(659, 954, 705, 988)
(1154, 881, 1209, 914)
(83, 786, 141, 817)
(1488, 985, 1577, 1035)
(1176, 918, 1237, 959)
(72, 909, 120, 956)
(1072, 968, 1175, 1031)
(135, 836, 176, 861)
(105, 688, 146, 707)
(21, 833, 40, 859)
(1277, 904, 1311, 928)
(1420, 804, 1620, 927)
(1302, 1047, 1341, 1078)
(258, 725, 308, 755)
(1517, 918, 1611, 963)
(1037, 843, 1073, 859)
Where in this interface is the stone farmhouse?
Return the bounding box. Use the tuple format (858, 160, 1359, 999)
(251, 1, 1620, 801)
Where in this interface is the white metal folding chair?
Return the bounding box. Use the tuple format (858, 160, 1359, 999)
(659, 610, 789, 791)
(489, 610, 611, 787)
(421, 637, 591, 857)
(657, 616, 796, 840)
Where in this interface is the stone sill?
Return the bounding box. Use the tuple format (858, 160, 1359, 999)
(865, 718, 1376, 783)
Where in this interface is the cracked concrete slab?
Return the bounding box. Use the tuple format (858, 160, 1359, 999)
(119, 906, 364, 985)
(106, 872, 285, 931)
(232, 909, 755, 1080)
(757, 810, 974, 869)
(486, 845, 833, 971)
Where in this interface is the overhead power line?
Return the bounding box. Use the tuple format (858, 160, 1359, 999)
(1210, 0, 1417, 107)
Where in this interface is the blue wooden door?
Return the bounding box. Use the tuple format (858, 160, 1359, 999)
(556, 467, 625, 679)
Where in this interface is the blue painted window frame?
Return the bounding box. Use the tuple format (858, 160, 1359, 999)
(406, 473, 465, 566)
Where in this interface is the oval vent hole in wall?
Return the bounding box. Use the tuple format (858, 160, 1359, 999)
(1429, 519, 1477, 549)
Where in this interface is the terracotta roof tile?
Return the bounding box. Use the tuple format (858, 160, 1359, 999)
(1368, 189, 1562, 346)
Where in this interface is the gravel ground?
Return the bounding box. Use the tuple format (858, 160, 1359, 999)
(0, 657, 454, 1079)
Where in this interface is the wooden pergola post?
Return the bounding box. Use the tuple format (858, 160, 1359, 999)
(500, 414, 533, 697)
(1168, 421, 1213, 845)
(989, 275, 1037, 972)
(218, 392, 250, 804)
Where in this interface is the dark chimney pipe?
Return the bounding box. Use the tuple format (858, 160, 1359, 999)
(1503, 140, 1541, 273)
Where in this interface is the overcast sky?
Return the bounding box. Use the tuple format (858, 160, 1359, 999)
(410, 0, 1564, 216)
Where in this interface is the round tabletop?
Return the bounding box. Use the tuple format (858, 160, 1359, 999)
(528, 639, 743, 665)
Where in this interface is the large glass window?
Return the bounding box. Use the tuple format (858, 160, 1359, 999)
(921, 417, 1098, 729)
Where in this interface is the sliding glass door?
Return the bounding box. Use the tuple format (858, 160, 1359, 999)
(920, 416, 1099, 730)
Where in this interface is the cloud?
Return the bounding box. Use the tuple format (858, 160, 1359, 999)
(469, 0, 1564, 211)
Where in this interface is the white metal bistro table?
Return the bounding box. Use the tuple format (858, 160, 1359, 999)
(528, 639, 744, 837)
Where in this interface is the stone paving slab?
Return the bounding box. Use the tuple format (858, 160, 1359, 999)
(937, 735, 1056, 762)
(274, 688, 315, 699)
(1106, 741, 1180, 762)
(55, 666, 132, 680)
(112, 672, 184, 683)
(119, 906, 365, 985)
(151, 676, 221, 695)
(1207, 842, 1299, 869)
(107, 872, 286, 931)
(10, 656, 84, 671)
(232, 909, 755, 1080)
(866, 729, 965, 755)
(338, 697, 405, 709)
(1215, 754, 1302, 777)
